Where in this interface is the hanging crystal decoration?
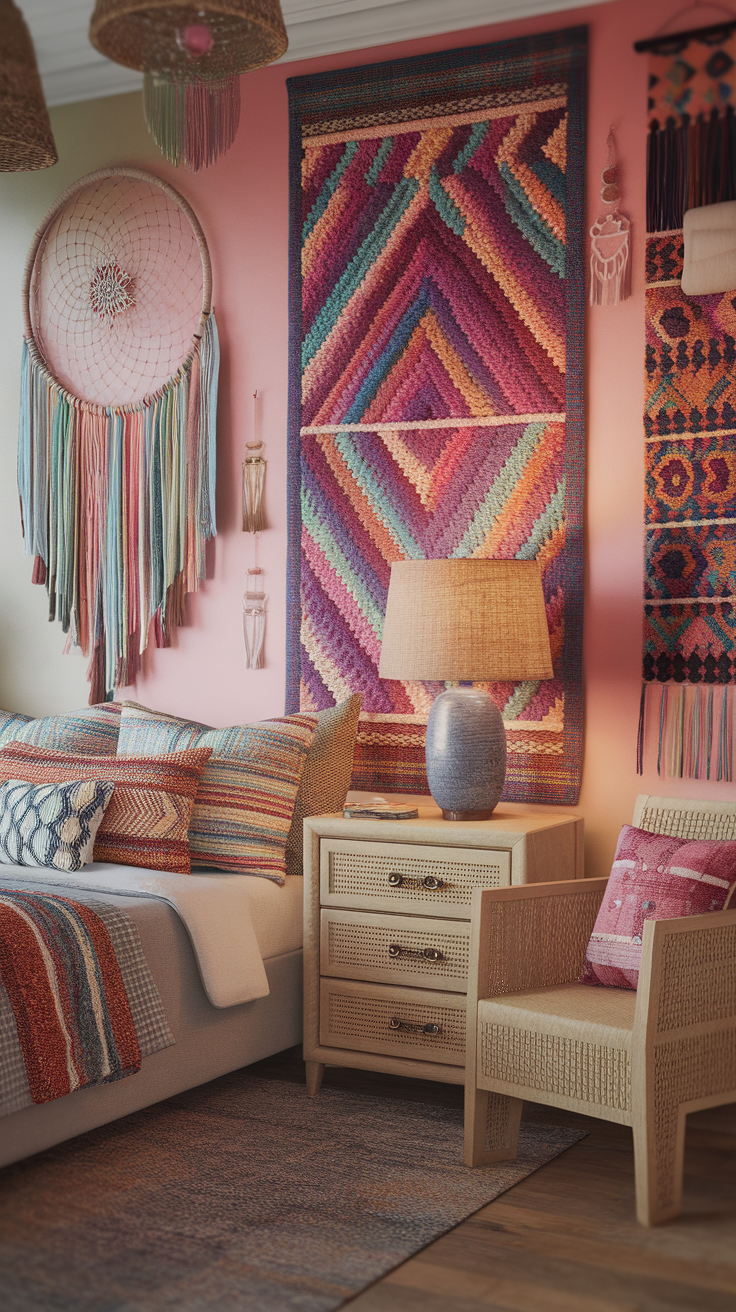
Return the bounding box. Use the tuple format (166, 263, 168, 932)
(243, 570, 266, 669)
(242, 441, 266, 532)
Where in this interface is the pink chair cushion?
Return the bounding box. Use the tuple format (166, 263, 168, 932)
(581, 824, 736, 989)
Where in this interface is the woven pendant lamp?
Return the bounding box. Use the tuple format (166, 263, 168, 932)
(89, 1, 288, 170)
(0, 0, 57, 171)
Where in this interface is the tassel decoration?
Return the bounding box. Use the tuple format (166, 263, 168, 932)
(242, 443, 267, 532)
(243, 569, 266, 669)
(589, 129, 631, 305)
(717, 687, 733, 782)
(649, 683, 732, 781)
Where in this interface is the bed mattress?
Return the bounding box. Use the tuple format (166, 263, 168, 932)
(0, 872, 305, 1167)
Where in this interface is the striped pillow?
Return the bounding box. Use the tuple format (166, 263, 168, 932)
(0, 743, 212, 875)
(285, 695, 362, 877)
(0, 703, 123, 754)
(117, 705, 318, 881)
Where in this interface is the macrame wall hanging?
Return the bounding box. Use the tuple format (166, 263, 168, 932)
(89, 0, 288, 171)
(242, 390, 267, 668)
(589, 129, 632, 305)
(19, 167, 218, 703)
(636, 13, 736, 779)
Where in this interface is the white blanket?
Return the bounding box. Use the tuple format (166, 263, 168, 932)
(0, 864, 301, 1008)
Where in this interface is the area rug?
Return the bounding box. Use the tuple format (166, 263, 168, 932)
(286, 28, 587, 805)
(641, 23, 736, 779)
(0, 1072, 585, 1311)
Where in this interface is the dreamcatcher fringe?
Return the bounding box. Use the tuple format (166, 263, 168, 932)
(18, 313, 219, 703)
(637, 682, 733, 781)
(143, 75, 241, 172)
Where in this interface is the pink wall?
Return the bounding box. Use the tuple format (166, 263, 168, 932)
(120, 0, 736, 877)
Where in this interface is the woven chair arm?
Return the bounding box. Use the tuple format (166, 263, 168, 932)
(639, 908, 736, 1036)
(471, 879, 608, 1000)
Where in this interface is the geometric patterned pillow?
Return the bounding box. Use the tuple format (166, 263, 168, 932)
(0, 778, 115, 872)
(581, 824, 736, 990)
(0, 743, 212, 875)
(116, 704, 318, 881)
(0, 703, 123, 753)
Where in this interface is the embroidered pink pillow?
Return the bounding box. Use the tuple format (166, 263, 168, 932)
(581, 824, 736, 990)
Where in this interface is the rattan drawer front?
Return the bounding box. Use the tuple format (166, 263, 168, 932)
(319, 979, 466, 1066)
(321, 909, 470, 992)
(319, 839, 510, 917)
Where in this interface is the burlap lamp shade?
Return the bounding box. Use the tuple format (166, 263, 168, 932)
(379, 560, 553, 819)
(0, 0, 58, 172)
(89, 1, 288, 170)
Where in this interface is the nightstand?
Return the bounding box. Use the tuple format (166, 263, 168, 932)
(303, 803, 583, 1095)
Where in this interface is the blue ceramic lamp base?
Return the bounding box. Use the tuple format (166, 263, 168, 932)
(425, 687, 507, 821)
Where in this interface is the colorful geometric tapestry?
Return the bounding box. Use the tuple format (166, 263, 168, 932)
(642, 25, 736, 779)
(286, 30, 587, 803)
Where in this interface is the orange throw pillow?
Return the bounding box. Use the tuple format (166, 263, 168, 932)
(0, 743, 212, 875)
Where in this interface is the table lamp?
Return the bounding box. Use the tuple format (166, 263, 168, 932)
(378, 559, 553, 820)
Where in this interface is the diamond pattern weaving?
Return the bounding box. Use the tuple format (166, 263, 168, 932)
(286, 30, 586, 803)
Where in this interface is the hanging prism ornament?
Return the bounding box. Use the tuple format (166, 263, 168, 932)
(0, 0, 57, 171)
(18, 167, 218, 704)
(243, 569, 267, 669)
(589, 129, 631, 306)
(89, 0, 288, 171)
(242, 391, 267, 531)
(242, 443, 267, 530)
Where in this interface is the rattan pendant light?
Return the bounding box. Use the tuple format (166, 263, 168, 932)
(89, 1, 288, 170)
(0, 0, 57, 171)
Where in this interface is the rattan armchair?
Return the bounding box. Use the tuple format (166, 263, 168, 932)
(464, 796, 736, 1226)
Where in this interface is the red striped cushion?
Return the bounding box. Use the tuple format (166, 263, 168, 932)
(0, 743, 212, 875)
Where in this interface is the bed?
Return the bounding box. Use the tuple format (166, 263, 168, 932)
(0, 865, 304, 1168)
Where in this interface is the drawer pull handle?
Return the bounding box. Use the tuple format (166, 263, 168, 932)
(388, 1017, 441, 1036)
(388, 944, 445, 962)
(387, 872, 449, 891)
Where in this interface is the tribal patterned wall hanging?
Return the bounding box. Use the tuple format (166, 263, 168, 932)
(18, 168, 218, 703)
(286, 30, 587, 804)
(640, 22, 736, 779)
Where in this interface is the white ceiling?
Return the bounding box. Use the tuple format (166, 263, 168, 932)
(21, 0, 611, 108)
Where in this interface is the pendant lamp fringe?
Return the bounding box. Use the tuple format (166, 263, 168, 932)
(18, 314, 219, 702)
(642, 682, 734, 780)
(143, 75, 241, 171)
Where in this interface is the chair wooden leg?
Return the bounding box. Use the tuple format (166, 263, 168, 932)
(632, 1102, 685, 1226)
(464, 1085, 523, 1166)
(305, 1061, 324, 1097)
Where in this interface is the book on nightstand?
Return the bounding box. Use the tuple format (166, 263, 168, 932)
(342, 803, 419, 820)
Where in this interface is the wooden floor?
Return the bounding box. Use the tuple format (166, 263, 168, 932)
(253, 1047, 736, 1312)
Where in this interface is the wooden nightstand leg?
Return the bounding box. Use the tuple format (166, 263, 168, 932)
(305, 1061, 325, 1097)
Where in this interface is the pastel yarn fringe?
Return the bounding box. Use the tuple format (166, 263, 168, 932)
(17, 313, 219, 703)
(639, 682, 733, 781)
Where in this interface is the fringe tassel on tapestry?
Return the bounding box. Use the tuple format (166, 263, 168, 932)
(638, 22, 736, 778)
(640, 683, 733, 781)
(17, 314, 219, 704)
